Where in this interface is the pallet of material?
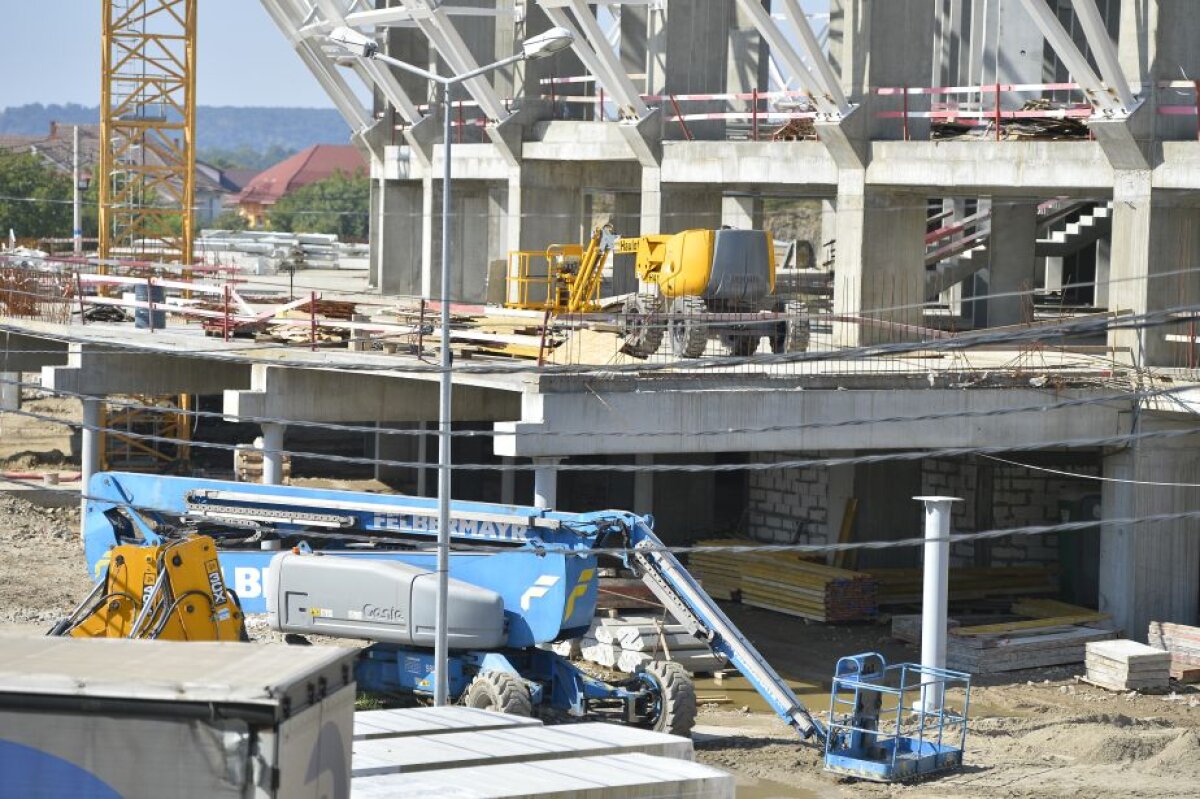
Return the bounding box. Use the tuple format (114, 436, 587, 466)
(689, 540, 877, 622)
(947, 624, 1118, 674)
(1084, 640, 1171, 692)
(1147, 621, 1200, 667)
(575, 615, 729, 676)
(870, 566, 1058, 606)
(1146, 621, 1200, 682)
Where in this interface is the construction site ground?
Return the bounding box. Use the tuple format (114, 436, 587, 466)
(1, 404, 1197, 798)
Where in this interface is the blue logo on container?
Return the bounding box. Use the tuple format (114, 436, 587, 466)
(0, 740, 122, 798)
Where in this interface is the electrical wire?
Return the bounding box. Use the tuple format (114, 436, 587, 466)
(979, 453, 1200, 488)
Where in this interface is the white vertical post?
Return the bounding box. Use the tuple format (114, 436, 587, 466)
(260, 423, 285, 486)
(533, 457, 561, 509)
(915, 495, 960, 712)
(80, 398, 102, 540)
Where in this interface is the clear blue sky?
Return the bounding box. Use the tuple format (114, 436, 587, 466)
(0, 0, 334, 109)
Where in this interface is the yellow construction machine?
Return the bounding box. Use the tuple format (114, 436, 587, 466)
(50, 535, 248, 641)
(506, 226, 809, 358)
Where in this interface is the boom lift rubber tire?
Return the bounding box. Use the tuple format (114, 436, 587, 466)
(641, 660, 697, 737)
(668, 297, 708, 359)
(619, 294, 665, 358)
(770, 299, 811, 354)
(464, 670, 533, 716)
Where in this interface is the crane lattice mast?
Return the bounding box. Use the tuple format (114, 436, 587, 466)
(99, 0, 197, 266)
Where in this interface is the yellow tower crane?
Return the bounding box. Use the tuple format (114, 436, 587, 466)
(100, 0, 197, 266)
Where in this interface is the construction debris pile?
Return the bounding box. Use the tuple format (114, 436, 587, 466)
(565, 615, 728, 676)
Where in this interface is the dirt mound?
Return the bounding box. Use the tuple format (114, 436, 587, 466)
(1008, 718, 1178, 765)
(1146, 730, 1200, 773)
(0, 494, 89, 625)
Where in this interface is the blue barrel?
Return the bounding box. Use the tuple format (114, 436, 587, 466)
(134, 283, 167, 330)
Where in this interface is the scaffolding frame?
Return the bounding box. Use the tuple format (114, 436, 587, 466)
(100, 0, 197, 265)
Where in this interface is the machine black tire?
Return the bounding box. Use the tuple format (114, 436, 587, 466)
(642, 660, 697, 737)
(619, 294, 665, 358)
(668, 297, 708, 358)
(464, 671, 533, 717)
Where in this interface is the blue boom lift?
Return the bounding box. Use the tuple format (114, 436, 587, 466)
(80, 471, 823, 739)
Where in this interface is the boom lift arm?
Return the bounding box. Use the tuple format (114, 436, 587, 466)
(80, 472, 823, 741)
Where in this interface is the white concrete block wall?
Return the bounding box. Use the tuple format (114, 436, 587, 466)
(746, 454, 829, 544)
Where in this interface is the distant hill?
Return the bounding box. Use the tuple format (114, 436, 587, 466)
(0, 104, 352, 155)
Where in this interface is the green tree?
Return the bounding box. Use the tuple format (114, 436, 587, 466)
(269, 171, 369, 240)
(209, 209, 249, 232)
(0, 151, 73, 240)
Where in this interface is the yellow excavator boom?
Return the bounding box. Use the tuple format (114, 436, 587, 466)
(53, 536, 247, 642)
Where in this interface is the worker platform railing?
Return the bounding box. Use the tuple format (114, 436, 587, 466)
(823, 653, 971, 782)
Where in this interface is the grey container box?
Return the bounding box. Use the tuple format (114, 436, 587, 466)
(0, 635, 358, 799)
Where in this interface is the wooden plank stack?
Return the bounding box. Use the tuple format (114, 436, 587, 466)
(573, 615, 728, 676)
(1147, 622, 1200, 683)
(688, 540, 877, 622)
(947, 625, 1118, 673)
(871, 566, 1057, 606)
(1085, 639, 1171, 692)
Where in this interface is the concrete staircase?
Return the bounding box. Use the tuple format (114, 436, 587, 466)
(924, 200, 1113, 300)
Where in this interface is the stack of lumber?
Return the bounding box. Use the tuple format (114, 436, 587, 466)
(689, 540, 877, 622)
(1147, 622, 1200, 683)
(871, 566, 1057, 606)
(940, 600, 1114, 673)
(574, 615, 728, 676)
(1085, 639, 1171, 692)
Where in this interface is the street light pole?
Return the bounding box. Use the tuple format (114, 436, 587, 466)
(73, 126, 82, 257)
(329, 24, 574, 708)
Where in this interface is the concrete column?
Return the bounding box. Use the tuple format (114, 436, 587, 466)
(375, 181, 424, 297)
(1108, 180, 1200, 366)
(260, 423, 285, 486)
(533, 457, 561, 510)
(1044, 256, 1065, 293)
(830, 0, 935, 140)
(832, 176, 928, 346)
(0, 372, 19, 411)
(1100, 417, 1200, 641)
(427, 180, 501, 305)
(500, 457, 515, 505)
(80, 398, 101, 537)
(633, 453, 653, 516)
(982, 201, 1039, 327)
(1094, 238, 1111, 308)
(721, 195, 763, 230)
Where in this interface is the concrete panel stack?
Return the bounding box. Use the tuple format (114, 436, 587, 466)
(1085, 640, 1172, 692)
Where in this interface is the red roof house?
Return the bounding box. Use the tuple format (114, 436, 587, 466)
(234, 144, 366, 226)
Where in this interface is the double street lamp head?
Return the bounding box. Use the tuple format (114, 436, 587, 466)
(329, 26, 378, 59)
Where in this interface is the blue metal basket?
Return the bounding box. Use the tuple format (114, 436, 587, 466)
(823, 653, 971, 782)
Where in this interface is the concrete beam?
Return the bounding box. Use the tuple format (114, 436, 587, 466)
(0, 332, 69, 372)
(494, 387, 1125, 457)
(43, 345, 251, 396)
(225, 365, 520, 425)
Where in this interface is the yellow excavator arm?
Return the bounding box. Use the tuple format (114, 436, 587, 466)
(52, 535, 248, 642)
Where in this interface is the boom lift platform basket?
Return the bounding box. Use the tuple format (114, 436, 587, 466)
(823, 653, 971, 782)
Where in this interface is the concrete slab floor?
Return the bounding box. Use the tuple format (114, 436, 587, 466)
(351, 752, 734, 799)
(352, 722, 694, 777)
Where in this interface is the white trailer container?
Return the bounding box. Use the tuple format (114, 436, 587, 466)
(0, 635, 358, 798)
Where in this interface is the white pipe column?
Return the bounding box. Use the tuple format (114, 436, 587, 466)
(533, 457, 562, 509)
(915, 495, 960, 712)
(260, 423, 286, 486)
(80, 398, 101, 539)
